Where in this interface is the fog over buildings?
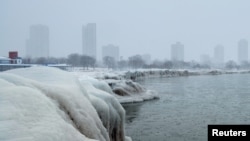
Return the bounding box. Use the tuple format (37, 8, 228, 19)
(26, 24, 50, 58)
(238, 39, 248, 63)
(213, 45, 224, 64)
(200, 54, 211, 65)
(102, 44, 119, 62)
(82, 23, 97, 60)
(171, 42, 184, 62)
(1, 0, 250, 62)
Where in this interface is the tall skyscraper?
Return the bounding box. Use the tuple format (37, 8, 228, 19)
(238, 39, 248, 63)
(214, 44, 224, 64)
(26, 24, 49, 58)
(82, 23, 96, 59)
(171, 42, 184, 61)
(102, 44, 119, 62)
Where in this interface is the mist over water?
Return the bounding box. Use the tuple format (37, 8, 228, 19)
(123, 74, 250, 141)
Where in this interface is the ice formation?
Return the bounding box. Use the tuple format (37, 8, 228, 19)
(75, 71, 159, 103)
(0, 67, 130, 141)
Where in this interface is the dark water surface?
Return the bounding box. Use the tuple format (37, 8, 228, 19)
(123, 73, 250, 141)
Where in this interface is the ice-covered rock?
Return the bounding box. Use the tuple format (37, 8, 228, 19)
(0, 66, 130, 141)
(77, 74, 159, 104)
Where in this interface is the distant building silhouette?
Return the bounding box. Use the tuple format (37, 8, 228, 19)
(82, 23, 96, 59)
(214, 45, 224, 64)
(238, 39, 248, 63)
(102, 44, 119, 62)
(26, 24, 49, 58)
(171, 42, 184, 61)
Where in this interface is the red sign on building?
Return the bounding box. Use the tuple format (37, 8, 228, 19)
(9, 51, 18, 59)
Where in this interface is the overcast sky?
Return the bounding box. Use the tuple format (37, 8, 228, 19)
(1, 0, 250, 61)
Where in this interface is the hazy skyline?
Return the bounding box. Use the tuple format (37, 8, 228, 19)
(1, 0, 250, 61)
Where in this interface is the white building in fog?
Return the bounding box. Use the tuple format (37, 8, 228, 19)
(82, 23, 97, 59)
(171, 42, 184, 61)
(102, 44, 119, 62)
(213, 44, 224, 64)
(26, 24, 49, 58)
(238, 39, 248, 63)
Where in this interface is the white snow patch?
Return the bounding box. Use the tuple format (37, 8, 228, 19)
(74, 71, 159, 103)
(0, 66, 130, 141)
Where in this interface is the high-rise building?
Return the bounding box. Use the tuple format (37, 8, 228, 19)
(238, 39, 248, 63)
(171, 42, 184, 61)
(214, 45, 224, 64)
(82, 23, 96, 59)
(102, 44, 119, 62)
(26, 24, 50, 58)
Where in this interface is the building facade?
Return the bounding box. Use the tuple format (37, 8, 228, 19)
(238, 39, 248, 63)
(82, 23, 97, 60)
(102, 44, 119, 62)
(26, 24, 50, 58)
(171, 42, 184, 61)
(214, 44, 224, 64)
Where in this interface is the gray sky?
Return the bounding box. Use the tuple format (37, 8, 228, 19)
(1, 0, 250, 61)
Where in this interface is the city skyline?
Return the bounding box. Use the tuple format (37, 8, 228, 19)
(2, 24, 250, 64)
(1, 0, 250, 62)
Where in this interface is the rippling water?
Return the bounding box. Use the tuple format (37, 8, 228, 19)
(123, 73, 250, 141)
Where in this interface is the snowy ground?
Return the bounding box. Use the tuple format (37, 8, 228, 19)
(71, 69, 159, 104)
(68, 67, 250, 103)
(0, 66, 132, 141)
(1, 66, 249, 141)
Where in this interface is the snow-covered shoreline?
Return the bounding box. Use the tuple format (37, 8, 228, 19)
(81, 68, 250, 80)
(74, 71, 159, 104)
(0, 67, 132, 141)
(70, 68, 250, 103)
(2, 66, 250, 141)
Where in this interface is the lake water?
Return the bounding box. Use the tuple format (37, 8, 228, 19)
(123, 73, 250, 141)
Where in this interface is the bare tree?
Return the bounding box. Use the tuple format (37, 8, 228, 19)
(67, 53, 80, 67)
(128, 55, 145, 69)
(22, 57, 32, 64)
(80, 55, 96, 69)
(163, 60, 173, 69)
(35, 57, 47, 64)
(103, 56, 116, 69)
(117, 60, 128, 70)
(225, 60, 238, 70)
(239, 61, 250, 69)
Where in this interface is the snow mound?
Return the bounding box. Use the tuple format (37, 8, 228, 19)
(77, 74, 159, 104)
(0, 66, 130, 141)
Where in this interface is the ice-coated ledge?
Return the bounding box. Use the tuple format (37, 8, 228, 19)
(0, 66, 132, 141)
(74, 71, 159, 104)
(71, 68, 250, 104)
